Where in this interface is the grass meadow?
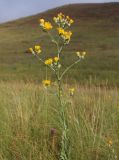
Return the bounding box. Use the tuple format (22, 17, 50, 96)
(0, 82, 119, 159)
(0, 3, 119, 159)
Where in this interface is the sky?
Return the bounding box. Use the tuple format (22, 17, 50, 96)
(0, 0, 118, 23)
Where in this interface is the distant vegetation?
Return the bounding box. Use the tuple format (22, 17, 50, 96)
(0, 3, 119, 86)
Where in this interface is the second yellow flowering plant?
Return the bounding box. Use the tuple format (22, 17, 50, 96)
(29, 12, 86, 160)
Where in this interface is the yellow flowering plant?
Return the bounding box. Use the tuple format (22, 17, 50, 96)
(28, 13, 86, 160)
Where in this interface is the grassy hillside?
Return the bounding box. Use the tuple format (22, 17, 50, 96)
(0, 3, 119, 85)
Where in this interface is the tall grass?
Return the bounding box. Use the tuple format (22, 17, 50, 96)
(0, 82, 119, 159)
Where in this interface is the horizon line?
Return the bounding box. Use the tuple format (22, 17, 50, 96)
(0, 1, 118, 24)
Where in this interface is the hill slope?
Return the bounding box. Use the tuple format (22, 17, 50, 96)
(0, 3, 119, 85)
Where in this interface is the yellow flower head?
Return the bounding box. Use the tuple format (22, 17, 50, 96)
(66, 16, 74, 24)
(66, 16, 70, 19)
(76, 51, 86, 58)
(54, 57, 59, 63)
(42, 80, 51, 87)
(44, 22, 53, 30)
(69, 19, 74, 24)
(53, 17, 57, 22)
(57, 27, 65, 35)
(35, 45, 40, 51)
(69, 88, 75, 96)
(39, 18, 45, 23)
(108, 139, 113, 147)
(57, 28, 72, 43)
(29, 48, 34, 54)
(82, 51, 86, 56)
(39, 19, 53, 31)
(81, 51, 86, 58)
(63, 31, 72, 40)
(34, 45, 41, 54)
(45, 58, 53, 65)
(58, 12, 64, 19)
(76, 51, 81, 57)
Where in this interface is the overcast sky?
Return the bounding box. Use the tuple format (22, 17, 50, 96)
(0, 0, 118, 23)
